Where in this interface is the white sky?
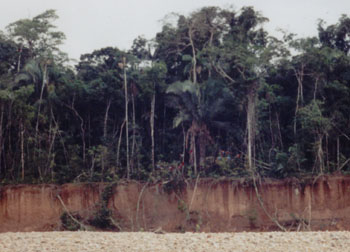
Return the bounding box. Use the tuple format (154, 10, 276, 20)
(1, 0, 350, 62)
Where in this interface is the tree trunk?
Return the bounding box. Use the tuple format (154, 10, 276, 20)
(315, 134, 325, 174)
(325, 134, 330, 171)
(102, 98, 112, 176)
(293, 65, 304, 135)
(199, 124, 210, 169)
(313, 76, 320, 101)
(182, 123, 186, 164)
(123, 57, 130, 178)
(247, 81, 258, 171)
(275, 112, 284, 149)
(51, 109, 69, 170)
(188, 122, 198, 175)
(337, 136, 340, 170)
(131, 92, 136, 173)
(65, 97, 86, 166)
(162, 106, 166, 150)
(199, 133, 206, 169)
(150, 91, 155, 171)
(116, 120, 126, 174)
(88, 114, 91, 149)
(17, 45, 22, 73)
(35, 62, 48, 178)
(188, 26, 197, 85)
(20, 120, 25, 180)
(192, 134, 197, 175)
(35, 62, 47, 142)
(0, 103, 4, 174)
(46, 119, 57, 180)
(5, 101, 14, 176)
(103, 99, 112, 140)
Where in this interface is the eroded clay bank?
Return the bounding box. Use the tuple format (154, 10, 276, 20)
(1, 175, 350, 232)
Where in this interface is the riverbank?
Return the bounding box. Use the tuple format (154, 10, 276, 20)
(1, 175, 350, 232)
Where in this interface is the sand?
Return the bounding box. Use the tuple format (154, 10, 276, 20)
(0, 231, 349, 252)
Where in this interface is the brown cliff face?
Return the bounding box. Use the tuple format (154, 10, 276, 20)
(1, 176, 350, 232)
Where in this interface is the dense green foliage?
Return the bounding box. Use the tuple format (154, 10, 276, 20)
(0, 7, 349, 184)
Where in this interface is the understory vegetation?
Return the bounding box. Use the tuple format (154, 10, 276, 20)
(0, 7, 349, 184)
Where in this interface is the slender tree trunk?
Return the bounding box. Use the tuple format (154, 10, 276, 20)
(66, 97, 86, 166)
(337, 136, 340, 170)
(35, 62, 47, 179)
(123, 57, 130, 178)
(46, 121, 57, 180)
(6, 101, 13, 175)
(17, 45, 22, 73)
(276, 112, 284, 149)
(15, 46, 21, 177)
(313, 76, 320, 101)
(150, 90, 155, 171)
(0, 103, 4, 174)
(188, 122, 198, 175)
(103, 99, 112, 140)
(293, 65, 304, 135)
(268, 104, 275, 163)
(199, 134, 206, 169)
(326, 134, 330, 171)
(131, 92, 136, 173)
(247, 81, 258, 171)
(35, 62, 47, 141)
(188, 25, 201, 173)
(315, 134, 324, 174)
(51, 109, 69, 170)
(193, 134, 197, 175)
(20, 120, 25, 180)
(188, 26, 197, 85)
(162, 106, 166, 150)
(199, 124, 210, 169)
(116, 120, 126, 174)
(102, 98, 112, 176)
(90, 155, 95, 179)
(182, 123, 186, 164)
(13, 57, 21, 177)
(88, 114, 91, 149)
(44, 113, 53, 177)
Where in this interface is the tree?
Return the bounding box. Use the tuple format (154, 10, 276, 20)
(138, 62, 167, 171)
(211, 7, 273, 171)
(166, 79, 232, 174)
(318, 15, 350, 55)
(7, 9, 66, 60)
(0, 7, 349, 183)
(298, 100, 332, 173)
(76, 47, 125, 177)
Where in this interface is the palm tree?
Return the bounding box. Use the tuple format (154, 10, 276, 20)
(14, 57, 59, 179)
(166, 79, 232, 174)
(15, 57, 52, 140)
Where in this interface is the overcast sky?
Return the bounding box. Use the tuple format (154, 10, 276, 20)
(1, 0, 350, 62)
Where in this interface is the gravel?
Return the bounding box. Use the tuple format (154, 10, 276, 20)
(0, 231, 349, 252)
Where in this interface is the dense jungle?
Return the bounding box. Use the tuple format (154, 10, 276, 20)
(0, 6, 349, 184)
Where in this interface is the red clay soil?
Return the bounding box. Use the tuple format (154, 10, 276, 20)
(1, 175, 350, 232)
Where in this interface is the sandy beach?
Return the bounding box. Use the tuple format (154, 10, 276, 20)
(0, 231, 349, 252)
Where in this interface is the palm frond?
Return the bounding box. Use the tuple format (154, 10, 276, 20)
(15, 72, 32, 84)
(166, 80, 197, 95)
(173, 111, 190, 128)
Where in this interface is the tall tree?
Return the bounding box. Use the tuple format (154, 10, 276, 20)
(7, 9, 66, 60)
(166, 79, 232, 173)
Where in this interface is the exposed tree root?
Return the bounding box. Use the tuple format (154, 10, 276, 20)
(188, 174, 200, 212)
(251, 171, 287, 232)
(56, 194, 87, 231)
(136, 181, 149, 230)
